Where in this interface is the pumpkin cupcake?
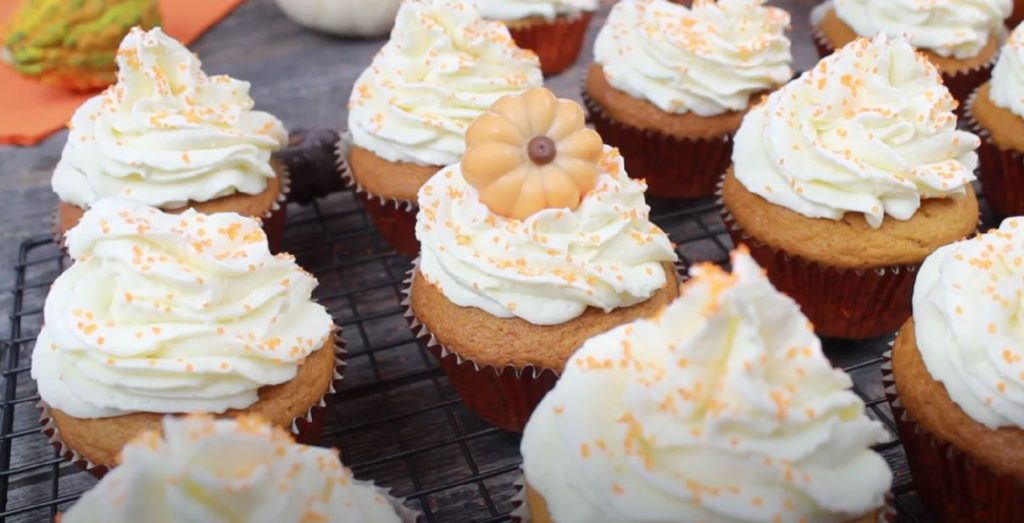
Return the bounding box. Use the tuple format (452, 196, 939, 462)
(521, 248, 894, 523)
(473, 0, 598, 75)
(61, 415, 418, 522)
(52, 27, 289, 250)
(886, 218, 1024, 522)
(344, 0, 542, 256)
(407, 88, 680, 431)
(810, 0, 1009, 105)
(31, 198, 339, 474)
(586, 0, 792, 199)
(721, 35, 980, 339)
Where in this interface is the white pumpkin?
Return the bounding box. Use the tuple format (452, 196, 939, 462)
(275, 0, 402, 37)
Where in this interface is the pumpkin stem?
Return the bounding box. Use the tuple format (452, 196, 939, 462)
(527, 136, 556, 166)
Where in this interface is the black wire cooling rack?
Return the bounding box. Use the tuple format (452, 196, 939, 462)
(0, 182, 984, 522)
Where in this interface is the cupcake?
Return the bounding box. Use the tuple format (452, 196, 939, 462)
(585, 0, 792, 199)
(473, 0, 597, 75)
(52, 27, 289, 250)
(344, 0, 543, 256)
(31, 198, 339, 473)
(810, 0, 1009, 105)
(407, 88, 680, 431)
(521, 248, 894, 523)
(721, 35, 980, 339)
(968, 23, 1024, 218)
(887, 218, 1024, 522)
(60, 415, 417, 522)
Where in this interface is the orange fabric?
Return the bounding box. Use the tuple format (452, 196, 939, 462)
(0, 0, 245, 146)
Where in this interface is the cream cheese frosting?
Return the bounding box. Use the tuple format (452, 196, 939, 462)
(473, 0, 598, 21)
(415, 146, 677, 326)
(61, 415, 410, 523)
(989, 23, 1024, 118)
(594, 0, 793, 117)
(521, 249, 893, 523)
(347, 0, 543, 167)
(829, 0, 1008, 59)
(31, 198, 333, 419)
(913, 217, 1024, 430)
(52, 27, 288, 210)
(732, 35, 979, 229)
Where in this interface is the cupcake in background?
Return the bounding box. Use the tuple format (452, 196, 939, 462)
(408, 88, 680, 431)
(60, 415, 417, 522)
(887, 218, 1024, 522)
(721, 35, 979, 339)
(521, 248, 894, 523)
(810, 0, 1009, 104)
(31, 198, 338, 473)
(52, 27, 289, 250)
(344, 0, 542, 256)
(968, 23, 1024, 218)
(586, 0, 792, 199)
(473, 0, 598, 75)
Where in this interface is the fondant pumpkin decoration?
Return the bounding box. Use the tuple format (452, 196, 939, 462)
(2, 0, 160, 91)
(462, 87, 603, 220)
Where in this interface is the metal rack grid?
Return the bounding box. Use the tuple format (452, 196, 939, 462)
(0, 185, 971, 522)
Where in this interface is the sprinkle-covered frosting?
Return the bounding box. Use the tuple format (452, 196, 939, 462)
(60, 415, 409, 523)
(521, 249, 893, 523)
(830, 0, 1009, 59)
(594, 0, 793, 117)
(473, 0, 599, 21)
(52, 27, 288, 210)
(989, 23, 1024, 119)
(732, 35, 979, 228)
(31, 198, 333, 419)
(416, 146, 677, 326)
(347, 0, 543, 167)
(913, 217, 1024, 430)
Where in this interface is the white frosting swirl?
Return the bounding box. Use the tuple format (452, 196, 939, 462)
(733, 35, 979, 228)
(594, 0, 793, 117)
(989, 23, 1024, 118)
(61, 416, 410, 523)
(473, 0, 598, 21)
(31, 198, 333, 418)
(52, 27, 288, 210)
(521, 250, 893, 523)
(415, 147, 677, 326)
(831, 0, 1008, 59)
(913, 217, 1024, 430)
(347, 0, 543, 167)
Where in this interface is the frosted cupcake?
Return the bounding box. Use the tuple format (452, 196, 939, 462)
(31, 198, 338, 473)
(345, 0, 543, 256)
(52, 27, 289, 249)
(61, 415, 416, 522)
(887, 218, 1024, 522)
(586, 0, 792, 199)
(721, 35, 980, 339)
(811, 0, 1010, 104)
(408, 88, 680, 431)
(521, 248, 894, 523)
(473, 0, 598, 75)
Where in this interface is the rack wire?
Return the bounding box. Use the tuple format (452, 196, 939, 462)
(0, 183, 968, 522)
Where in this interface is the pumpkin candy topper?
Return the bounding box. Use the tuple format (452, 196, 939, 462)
(462, 87, 603, 221)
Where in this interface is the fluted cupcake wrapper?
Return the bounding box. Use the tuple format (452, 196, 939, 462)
(964, 87, 1024, 219)
(881, 350, 1024, 522)
(506, 11, 593, 76)
(581, 87, 733, 199)
(38, 330, 346, 479)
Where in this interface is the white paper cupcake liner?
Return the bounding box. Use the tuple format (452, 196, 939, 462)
(336, 131, 417, 213)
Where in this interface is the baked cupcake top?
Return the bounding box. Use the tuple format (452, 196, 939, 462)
(521, 248, 893, 523)
(594, 0, 792, 117)
(913, 217, 1024, 430)
(830, 0, 1009, 59)
(61, 415, 412, 523)
(52, 27, 288, 210)
(31, 198, 333, 418)
(732, 34, 979, 228)
(347, 0, 543, 167)
(988, 22, 1024, 118)
(473, 0, 598, 21)
(415, 88, 677, 325)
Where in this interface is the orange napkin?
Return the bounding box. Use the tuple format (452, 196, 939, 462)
(0, 0, 245, 146)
